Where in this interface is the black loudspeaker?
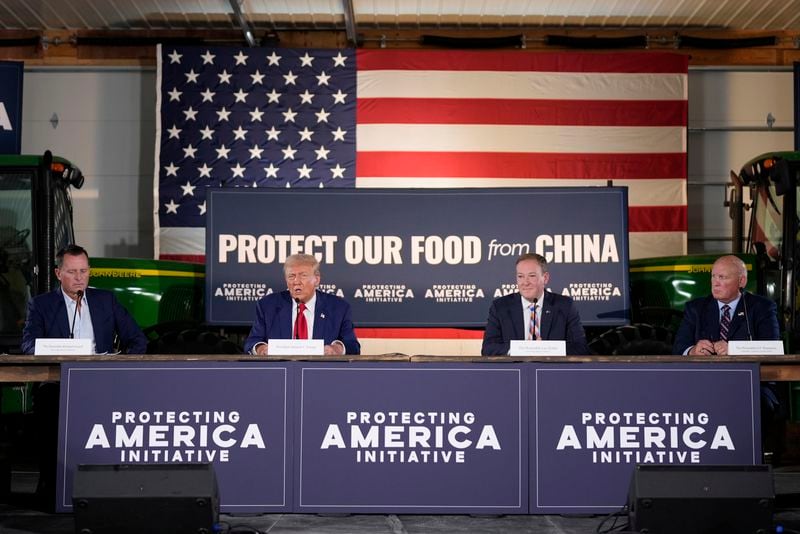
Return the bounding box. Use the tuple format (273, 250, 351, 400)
(73, 463, 219, 534)
(627, 464, 774, 534)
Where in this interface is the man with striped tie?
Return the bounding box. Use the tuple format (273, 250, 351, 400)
(481, 253, 589, 356)
(673, 255, 779, 355)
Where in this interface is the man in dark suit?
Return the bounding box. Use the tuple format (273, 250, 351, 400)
(19, 244, 146, 509)
(244, 253, 360, 355)
(482, 253, 589, 356)
(673, 254, 779, 355)
(21, 244, 147, 354)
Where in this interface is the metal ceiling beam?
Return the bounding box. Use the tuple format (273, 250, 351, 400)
(229, 0, 256, 47)
(343, 0, 357, 45)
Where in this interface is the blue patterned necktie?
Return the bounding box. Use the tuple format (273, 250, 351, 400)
(719, 304, 731, 341)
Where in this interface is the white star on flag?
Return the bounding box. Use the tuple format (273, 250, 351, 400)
(264, 163, 279, 178)
(183, 144, 197, 158)
(164, 162, 179, 176)
(297, 164, 312, 178)
(164, 199, 179, 213)
(231, 163, 246, 178)
(180, 181, 196, 196)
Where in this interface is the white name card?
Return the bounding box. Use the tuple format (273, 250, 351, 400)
(34, 338, 93, 355)
(728, 340, 784, 356)
(510, 340, 567, 356)
(269, 339, 325, 356)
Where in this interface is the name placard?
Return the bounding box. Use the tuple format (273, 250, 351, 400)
(35, 338, 93, 355)
(269, 339, 325, 356)
(510, 340, 566, 356)
(728, 340, 784, 356)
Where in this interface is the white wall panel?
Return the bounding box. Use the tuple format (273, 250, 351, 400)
(20, 68, 156, 259)
(687, 68, 794, 254)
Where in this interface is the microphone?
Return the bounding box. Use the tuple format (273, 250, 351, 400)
(69, 290, 84, 339)
(740, 287, 753, 341)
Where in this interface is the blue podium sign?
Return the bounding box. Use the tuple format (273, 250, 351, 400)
(531, 363, 761, 513)
(57, 362, 292, 513)
(295, 363, 527, 513)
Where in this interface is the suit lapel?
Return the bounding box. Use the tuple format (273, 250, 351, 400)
(540, 292, 554, 339)
(509, 294, 525, 340)
(53, 289, 70, 337)
(703, 297, 721, 341)
(312, 291, 325, 339)
(279, 292, 294, 339)
(728, 297, 747, 339)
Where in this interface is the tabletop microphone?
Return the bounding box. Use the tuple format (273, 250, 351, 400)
(70, 289, 84, 339)
(740, 287, 753, 341)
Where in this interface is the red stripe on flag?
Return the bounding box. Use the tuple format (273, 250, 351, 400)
(357, 152, 687, 180)
(355, 328, 484, 339)
(358, 49, 688, 73)
(629, 205, 687, 232)
(357, 98, 687, 127)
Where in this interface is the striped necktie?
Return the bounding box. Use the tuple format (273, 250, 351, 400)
(719, 304, 731, 342)
(529, 304, 539, 340)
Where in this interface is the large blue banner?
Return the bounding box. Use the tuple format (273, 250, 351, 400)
(0, 61, 23, 154)
(206, 187, 630, 327)
(57, 361, 759, 514)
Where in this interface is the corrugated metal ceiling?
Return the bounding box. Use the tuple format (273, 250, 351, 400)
(0, 0, 799, 32)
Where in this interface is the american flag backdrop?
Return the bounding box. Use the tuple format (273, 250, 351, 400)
(155, 46, 687, 264)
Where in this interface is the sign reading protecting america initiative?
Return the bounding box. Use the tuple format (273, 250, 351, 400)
(206, 187, 630, 327)
(295, 363, 526, 513)
(531, 363, 761, 513)
(56, 362, 292, 513)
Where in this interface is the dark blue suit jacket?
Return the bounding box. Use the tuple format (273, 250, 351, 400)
(672, 292, 780, 355)
(481, 291, 589, 355)
(21, 287, 147, 354)
(244, 290, 360, 355)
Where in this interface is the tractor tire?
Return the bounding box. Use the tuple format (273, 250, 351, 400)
(145, 324, 242, 354)
(588, 324, 674, 356)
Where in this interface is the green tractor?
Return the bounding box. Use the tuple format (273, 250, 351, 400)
(589, 151, 800, 357)
(0, 152, 239, 359)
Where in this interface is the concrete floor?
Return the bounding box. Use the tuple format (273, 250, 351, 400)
(3, 469, 800, 533)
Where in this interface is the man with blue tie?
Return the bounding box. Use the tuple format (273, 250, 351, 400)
(481, 253, 589, 356)
(244, 253, 360, 356)
(673, 255, 779, 355)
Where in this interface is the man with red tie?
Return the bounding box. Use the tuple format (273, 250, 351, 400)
(244, 253, 360, 356)
(673, 255, 779, 356)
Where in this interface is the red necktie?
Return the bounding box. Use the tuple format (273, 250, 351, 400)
(294, 302, 308, 340)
